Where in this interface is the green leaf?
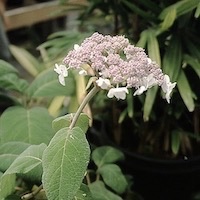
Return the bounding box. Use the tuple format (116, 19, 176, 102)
(162, 36, 182, 82)
(92, 146, 124, 168)
(183, 54, 200, 78)
(42, 127, 90, 200)
(52, 113, 90, 133)
(160, 8, 176, 31)
(27, 68, 75, 97)
(0, 142, 30, 172)
(136, 30, 148, 48)
(171, 130, 181, 155)
(10, 45, 40, 76)
(4, 144, 46, 181)
(177, 70, 195, 112)
(0, 106, 54, 145)
(74, 184, 93, 200)
(89, 181, 122, 200)
(0, 73, 29, 93)
(195, 2, 200, 18)
(143, 86, 158, 121)
(0, 173, 16, 199)
(0, 59, 18, 75)
(147, 29, 161, 66)
(98, 164, 128, 194)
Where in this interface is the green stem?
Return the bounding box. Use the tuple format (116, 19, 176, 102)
(69, 86, 99, 129)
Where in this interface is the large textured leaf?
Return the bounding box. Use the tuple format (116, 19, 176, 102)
(177, 70, 195, 112)
(89, 181, 122, 200)
(0, 142, 30, 172)
(98, 164, 128, 194)
(92, 146, 124, 168)
(42, 127, 90, 200)
(0, 106, 54, 145)
(52, 113, 90, 133)
(27, 68, 75, 97)
(4, 144, 46, 180)
(0, 173, 16, 199)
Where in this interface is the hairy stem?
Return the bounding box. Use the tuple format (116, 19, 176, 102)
(69, 86, 99, 129)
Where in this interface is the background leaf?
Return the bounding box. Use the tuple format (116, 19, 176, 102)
(98, 164, 128, 194)
(0, 106, 54, 145)
(177, 70, 195, 112)
(4, 144, 46, 181)
(89, 181, 122, 200)
(42, 127, 90, 200)
(26, 68, 75, 97)
(0, 142, 30, 172)
(91, 146, 124, 168)
(0, 173, 16, 199)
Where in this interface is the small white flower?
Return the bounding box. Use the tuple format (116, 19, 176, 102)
(107, 87, 129, 100)
(79, 69, 87, 76)
(134, 74, 157, 96)
(74, 44, 80, 50)
(96, 77, 111, 90)
(161, 75, 176, 103)
(134, 86, 146, 96)
(54, 63, 68, 86)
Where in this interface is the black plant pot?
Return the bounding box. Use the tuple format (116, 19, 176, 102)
(88, 120, 200, 200)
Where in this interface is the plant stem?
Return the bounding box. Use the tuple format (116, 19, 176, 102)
(69, 86, 99, 129)
(21, 184, 43, 199)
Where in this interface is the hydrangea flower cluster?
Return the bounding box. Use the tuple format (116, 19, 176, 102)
(55, 32, 176, 102)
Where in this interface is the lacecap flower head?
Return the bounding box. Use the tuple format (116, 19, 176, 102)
(55, 32, 176, 102)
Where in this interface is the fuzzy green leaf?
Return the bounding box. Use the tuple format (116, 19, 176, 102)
(0, 106, 54, 145)
(42, 127, 90, 200)
(52, 113, 90, 133)
(89, 181, 122, 200)
(98, 164, 128, 194)
(92, 146, 124, 168)
(27, 68, 75, 97)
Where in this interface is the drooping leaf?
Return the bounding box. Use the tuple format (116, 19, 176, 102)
(92, 146, 124, 168)
(195, 2, 200, 18)
(160, 7, 176, 31)
(42, 127, 90, 200)
(89, 181, 122, 200)
(0, 173, 16, 199)
(183, 54, 200, 78)
(26, 68, 75, 97)
(4, 144, 46, 181)
(177, 70, 195, 112)
(143, 86, 158, 121)
(52, 113, 90, 133)
(0, 106, 54, 145)
(162, 36, 182, 82)
(0, 142, 30, 172)
(98, 164, 128, 194)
